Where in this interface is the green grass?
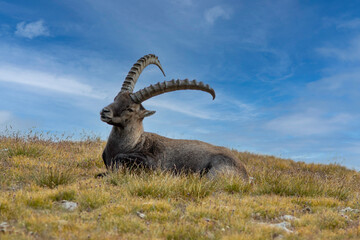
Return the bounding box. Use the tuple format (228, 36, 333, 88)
(34, 166, 75, 189)
(0, 131, 359, 239)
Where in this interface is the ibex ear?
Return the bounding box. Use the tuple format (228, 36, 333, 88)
(142, 110, 156, 118)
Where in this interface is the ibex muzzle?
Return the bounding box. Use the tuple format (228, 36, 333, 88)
(100, 54, 248, 180)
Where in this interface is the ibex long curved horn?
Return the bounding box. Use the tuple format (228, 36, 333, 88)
(121, 54, 166, 93)
(130, 79, 216, 103)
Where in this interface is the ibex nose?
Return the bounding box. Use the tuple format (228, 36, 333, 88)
(102, 107, 110, 113)
(100, 107, 112, 122)
(100, 107, 111, 117)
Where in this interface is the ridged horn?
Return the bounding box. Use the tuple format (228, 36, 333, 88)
(121, 54, 166, 93)
(130, 79, 216, 103)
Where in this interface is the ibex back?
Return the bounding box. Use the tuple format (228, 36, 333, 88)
(100, 54, 248, 180)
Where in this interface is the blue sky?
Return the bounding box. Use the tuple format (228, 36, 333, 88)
(0, 0, 360, 170)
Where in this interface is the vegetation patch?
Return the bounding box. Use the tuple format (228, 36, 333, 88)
(0, 132, 359, 239)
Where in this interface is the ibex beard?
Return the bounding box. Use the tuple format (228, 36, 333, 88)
(100, 54, 248, 180)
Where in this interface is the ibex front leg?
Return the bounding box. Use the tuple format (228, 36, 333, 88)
(111, 153, 150, 171)
(96, 153, 150, 178)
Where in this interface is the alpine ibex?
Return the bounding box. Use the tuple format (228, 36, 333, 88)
(100, 54, 248, 180)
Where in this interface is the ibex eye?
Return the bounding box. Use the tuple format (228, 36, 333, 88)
(127, 108, 134, 112)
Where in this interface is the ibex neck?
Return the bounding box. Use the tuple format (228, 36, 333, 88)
(109, 123, 145, 152)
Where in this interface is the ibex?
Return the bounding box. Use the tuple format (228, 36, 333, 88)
(100, 54, 248, 180)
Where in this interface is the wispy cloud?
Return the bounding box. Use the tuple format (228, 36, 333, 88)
(15, 20, 49, 39)
(308, 71, 360, 97)
(145, 93, 257, 121)
(204, 6, 231, 25)
(317, 34, 360, 61)
(0, 65, 103, 99)
(146, 98, 214, 120)
(336, 18, 360, 29)
(252, 48, 293, 82)
(266, 111, 353, 136)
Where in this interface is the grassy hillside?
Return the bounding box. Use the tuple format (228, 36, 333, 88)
(0, 131, 359, 239)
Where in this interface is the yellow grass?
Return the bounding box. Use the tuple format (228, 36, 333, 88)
(0, 130, 359, 239)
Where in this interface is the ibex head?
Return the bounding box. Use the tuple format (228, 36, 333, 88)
(100, 54, 216, 129)
(100, 92, 155, 129)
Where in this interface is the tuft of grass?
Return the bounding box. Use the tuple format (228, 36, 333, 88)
(108, 170, 217, 200)
(296, 209, 350, 230)
(49, 189, 76, 201)
(253, 168, 351, 200)
(26, 196, 53, 209)
(8, 145, 44, 158)
(316, 210, 349, 230)
(77, 157, 103, 169)
(34, 166, 75, 189)
(77, 189, 110, 210)
(219, 174, 253, 194)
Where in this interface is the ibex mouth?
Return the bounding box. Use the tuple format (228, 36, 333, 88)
(100, 108, 112, 123)
(100, 115, 111, 123)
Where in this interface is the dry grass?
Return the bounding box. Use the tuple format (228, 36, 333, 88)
(0, 130, 359, 239)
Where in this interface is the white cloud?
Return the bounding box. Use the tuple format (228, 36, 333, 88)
(266, 111, 353, 136)
(317, 35, 360, 61)
(0, 65, 103, 99)
(145, 93, 256, 121)
(252, 48, 293, 82)
(308, 72, 360, 97)
(336, 18, 360, 29)
(15, 20, 49, 39)
(146, 98, 215, 120)
(311, 33, 360, 97)
(204, 6, 231, 24)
